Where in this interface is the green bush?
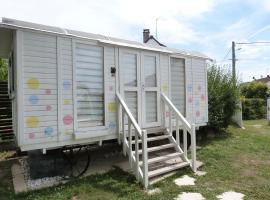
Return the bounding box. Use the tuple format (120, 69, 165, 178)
(207, 65, 240, 130)
(242, 98, 266, 120)
(0, 58, 8, 81)
(241, 81, 269, 99)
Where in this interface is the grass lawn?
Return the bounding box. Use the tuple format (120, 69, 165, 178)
(1, 119, 270, 200)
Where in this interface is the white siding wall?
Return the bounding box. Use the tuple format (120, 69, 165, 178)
(20, 30, 208, 150)
(60, 37, 74, 140)
(21, 31, 118, 149)
(104, 46, 117, 134)
(160, 54, 169, 125)
(185, 58, 194, 123)
(191, 58, 208, 124)
(22, 32, 58, 144)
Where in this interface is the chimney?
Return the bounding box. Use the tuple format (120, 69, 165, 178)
(143, 29, 150, 43)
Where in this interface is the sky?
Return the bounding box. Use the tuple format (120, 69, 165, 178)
(1, 0, 270, 82)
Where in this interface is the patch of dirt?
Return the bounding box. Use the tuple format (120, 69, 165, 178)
(233, 154, 269, 185)
(0, 150, 16, 161)
(72, 196, 80, 200)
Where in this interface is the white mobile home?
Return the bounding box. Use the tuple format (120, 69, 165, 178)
(0, 18, 210, 188)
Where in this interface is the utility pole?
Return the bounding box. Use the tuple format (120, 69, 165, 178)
(232, 41, 236, 84)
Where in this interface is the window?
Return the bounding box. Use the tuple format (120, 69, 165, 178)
(170, 57, 186, 115)
(76, 43, 104, 127)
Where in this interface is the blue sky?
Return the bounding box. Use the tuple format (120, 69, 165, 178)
(1, 0, 270, 81)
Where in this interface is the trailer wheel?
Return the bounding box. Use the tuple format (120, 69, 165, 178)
(61, 146, 90, 178)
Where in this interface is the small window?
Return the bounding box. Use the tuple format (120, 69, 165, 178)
(76, 43, 104, 127)
(170, 57, 186, 116)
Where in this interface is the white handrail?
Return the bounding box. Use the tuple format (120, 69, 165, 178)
(116, 92, 142, 137)
(116, 92, 149, 189)
(161, 93, 191, 132)
(161, 92, 197, 172)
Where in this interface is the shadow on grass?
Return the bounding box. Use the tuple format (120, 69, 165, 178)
(197, 126, 233, 148)
(16, 167, 144, 200)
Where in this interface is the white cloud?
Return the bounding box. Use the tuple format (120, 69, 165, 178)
(0, 0, 215, 42)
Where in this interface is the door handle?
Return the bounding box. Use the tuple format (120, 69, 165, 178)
(142, 84, 145, 90)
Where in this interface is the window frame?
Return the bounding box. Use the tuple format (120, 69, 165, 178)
(169, 55, 187, 117)
(73, 39, 107, 133)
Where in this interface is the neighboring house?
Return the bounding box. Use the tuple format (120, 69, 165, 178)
(0, 18, 211, 189)
(143, 29, 166, 47)
(255, 75, 270, 88)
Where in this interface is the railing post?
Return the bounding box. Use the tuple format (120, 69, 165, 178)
(128, 119, 132, 166)
(176, 119, 180, 146)
(135, 130, 139, 179)
(191, 123, 197, 172)
(169, 108, 172, 135)
(117, 101, 121, 144)
(122, 112, 126, 156)
(142, 130, 148, 189)
(162, 99, 166, 127)
(183, 127, 187, 158)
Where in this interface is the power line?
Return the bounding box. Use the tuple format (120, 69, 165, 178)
(236, 41, 270, 45)
(222, 47, 232, 62)
(216, 47, 232, 63)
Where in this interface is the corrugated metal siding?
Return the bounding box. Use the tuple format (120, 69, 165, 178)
(170, 57, 185, 115)
(23, 32, 58, 144)
(75, 43, 104, 127)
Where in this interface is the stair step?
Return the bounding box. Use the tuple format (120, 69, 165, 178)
(140, 152, 183, 165)
(148, 162, 190, 178)
(131, 135, 170, 144)
(135, 143, 175, 154)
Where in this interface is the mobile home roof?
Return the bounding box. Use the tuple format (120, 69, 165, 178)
(0, 17, 210, 60)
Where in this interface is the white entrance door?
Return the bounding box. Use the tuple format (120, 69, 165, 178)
(119, 49, 160, 128)
(141, 52, 160, 128)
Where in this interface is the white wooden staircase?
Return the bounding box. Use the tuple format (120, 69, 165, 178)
(116, 92, 197, 189)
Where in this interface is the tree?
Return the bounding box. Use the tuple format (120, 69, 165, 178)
(207, 65, 240, 129)
(0, 58, 8, 80)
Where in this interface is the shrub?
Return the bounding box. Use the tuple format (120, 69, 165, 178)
(207, 65, 240, 130)
(0, 58, 8, 81)
(242, 98, 266, 120)
(241, 81, 269, 99)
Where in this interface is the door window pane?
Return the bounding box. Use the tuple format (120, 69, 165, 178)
(144, 56, 156, 87)
(124, 91, 138, 122)
(123, 53, 137, 87)
(146, 91, 157, 122)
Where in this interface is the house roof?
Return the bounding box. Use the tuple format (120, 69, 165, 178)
(255, 76, 270, 83)
(145, 35, 166, 47)
(0, 17, 211, 60)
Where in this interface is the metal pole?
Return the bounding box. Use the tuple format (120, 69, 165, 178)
(156, 18, 158, 40)
(232, 41, 236, 84)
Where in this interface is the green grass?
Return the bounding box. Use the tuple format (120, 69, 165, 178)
(1, 120, 270, 199)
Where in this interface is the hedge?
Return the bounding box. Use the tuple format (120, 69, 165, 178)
(242, 98, 266, 120)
